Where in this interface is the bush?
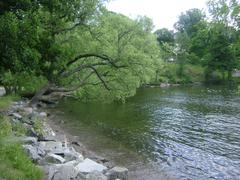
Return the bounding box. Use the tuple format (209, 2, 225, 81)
(1, 71, 47, 95)
(156, 63, 205, 84)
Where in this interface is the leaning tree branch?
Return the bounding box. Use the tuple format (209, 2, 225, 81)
(88, 66, 110, 90)
(59, 53, 126, 76)
(50, 71, 94, 93)
(61, 62, 108, 78)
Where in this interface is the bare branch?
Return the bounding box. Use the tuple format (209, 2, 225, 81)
(59, 53, 126, 76)
(89, 66, 110, 90)
(51, 72, 94, 92)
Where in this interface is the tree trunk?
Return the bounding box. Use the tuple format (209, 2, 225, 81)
(29, 83, 51, 106)
(227, 70, 232, 81)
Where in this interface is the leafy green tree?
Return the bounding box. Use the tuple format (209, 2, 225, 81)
(53, 11, 161, 102)
(174, 8, 205, 36)
(155, 28, 174, 45)
(0, 1, 161, 103)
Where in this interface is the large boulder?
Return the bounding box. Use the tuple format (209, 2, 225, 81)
(86, 171, 108, 180)
(49, 146, 83, 162)
(39, 141, 63, 152)
(23, 144, 45, 162)
(44, 164, 78, 180)
(11, 112, 22, 120)
(0, 86, 6, 96)
(22, 107, 33, 115)
(39, 153, 66, 165)
(19, 137, 38, 145)
(106, 166, 128, 180)
(75, 158, 107, 173)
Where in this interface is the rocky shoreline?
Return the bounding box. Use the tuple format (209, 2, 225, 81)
(5, 99, 128, 180)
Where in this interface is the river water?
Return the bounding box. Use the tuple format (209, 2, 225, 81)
(52, 85, 240, 180)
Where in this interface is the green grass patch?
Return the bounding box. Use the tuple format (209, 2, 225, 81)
(0, 144, 43, 180)
(0, 95, 20, 110)
(0, 116, 43, 180)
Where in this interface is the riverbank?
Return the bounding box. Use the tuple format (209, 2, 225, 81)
(47, 111, 175, 180)
(1, 98, 128, 180)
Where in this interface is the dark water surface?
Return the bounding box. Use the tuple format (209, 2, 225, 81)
(53, 85, 240, 180)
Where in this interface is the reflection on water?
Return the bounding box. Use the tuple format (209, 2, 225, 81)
(53, 85, 240, 180)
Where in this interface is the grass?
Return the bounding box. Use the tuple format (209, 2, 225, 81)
(0, 95, 20, 110)
(0, 144, 43, 180)
(0, 114, 43, 180)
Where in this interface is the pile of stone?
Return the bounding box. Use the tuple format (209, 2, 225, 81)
(7, 101, 128, 180)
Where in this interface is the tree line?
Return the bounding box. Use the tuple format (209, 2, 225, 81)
(155, 0, 240, 83)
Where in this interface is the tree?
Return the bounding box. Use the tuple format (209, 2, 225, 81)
(155, 28, 174, 45)
(50, 11, 160, 102)
(0, 1, 161, 103)
(205, 0, 240, 80)
(174, 8, 205, 37)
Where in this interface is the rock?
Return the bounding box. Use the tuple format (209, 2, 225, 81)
(86, 171, 108, 180)
(75, 158, 107, 173)
(39, 153, 65, 165)
(39, 141, 63, 152)
(44, 164, 78, 180)
(20, 137, 38, 145)
(64, 160, 79, 166)
(0, 86, 6, 96)
(11, 112, 22, 119)
(22, 107, 33, 115)
(106, 167, 128, 180)
(160, 83, 170, 88)
(23, 145, 45, 162)
(39, 112, 47, 118)
(64, 151, 84, 162)
(51, 147, 84, 162)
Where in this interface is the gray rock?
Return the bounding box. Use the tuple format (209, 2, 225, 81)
(64, 160, 79, 166)
(0, 86, 6, 96)
(86, 171, 108, 180)
(20, 137, 38, 145)
(22, 107, 33, 115)
(12, 112, 22, 119)
(39, 112, 47, 118)
(39, 141, 63, 152)
(39, 153, 65, 165)
(75, 158, 107, 173)
(44, 164, 78, 180)
(106, 167, 128, 180)
(64, 151, 84, 162)
(23, 145, 42, 162)
(52, 148, 84, 162)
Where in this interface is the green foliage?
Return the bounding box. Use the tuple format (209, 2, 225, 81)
(0, 95, 20, 110)
(0, 116, 12, 138)
(1, 0, 239, 101)
(33, 117, 44, 136)
(0, 144, 43, 180)
(156, 63, 205, 84)
(58, 11, 161, 101)
(174, 8, 205, 36)
(1, 71, 47, 95)
(12, 122, 27, 136)
(0, 115, 43, 180)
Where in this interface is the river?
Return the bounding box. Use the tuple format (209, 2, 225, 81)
(52, 85, 240, 180)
